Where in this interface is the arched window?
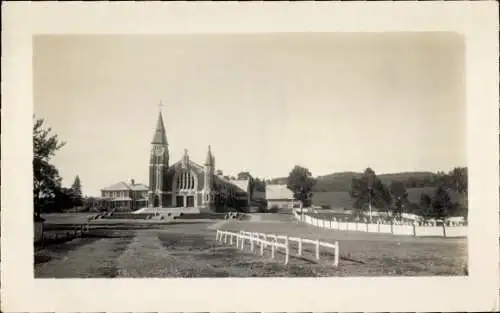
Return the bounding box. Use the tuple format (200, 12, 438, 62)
(176, 170, 196, 190)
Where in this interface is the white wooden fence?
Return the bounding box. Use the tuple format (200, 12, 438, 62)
(293, 210, 467, 238)
(215, 229, 339, 266)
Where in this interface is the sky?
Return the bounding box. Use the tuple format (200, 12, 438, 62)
(33, 33, 466, 196)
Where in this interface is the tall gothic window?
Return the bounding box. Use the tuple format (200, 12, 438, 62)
(176, 170, 195, 190)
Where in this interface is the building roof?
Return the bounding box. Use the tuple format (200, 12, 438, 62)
(102, 181, 148, 191)
(229, 179, 250, 192)
(170, 158, 204, 171)
(102, 181, 131, 191)
(151, 111, 168, 145)
(265, 184, 294, 200)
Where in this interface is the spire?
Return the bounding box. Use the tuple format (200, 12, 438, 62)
(204, 144, 215, 167)
(182, 148, 190, 169)
(151, 111, 168, 145)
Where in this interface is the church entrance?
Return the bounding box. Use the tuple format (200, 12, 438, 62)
(175, 196, 184, 207)
(186, 196, 195, 207)
(172, 168, 199, 208)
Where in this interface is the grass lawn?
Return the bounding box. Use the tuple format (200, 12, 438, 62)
(220, 220, 468, 276)
(34, 214, 467, 277)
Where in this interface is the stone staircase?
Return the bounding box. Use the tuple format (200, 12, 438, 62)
(132, 206, 201, 216)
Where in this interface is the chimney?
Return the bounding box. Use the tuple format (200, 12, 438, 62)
(131, 178, 135, 186)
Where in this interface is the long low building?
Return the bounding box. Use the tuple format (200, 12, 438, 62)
(265, 184, 296, 210)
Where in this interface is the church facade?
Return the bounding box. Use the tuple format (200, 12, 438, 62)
(147, 111, 252, 212)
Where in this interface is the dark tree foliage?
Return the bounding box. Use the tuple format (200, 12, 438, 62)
(71, 175, 83, 206)
(350, 168, 392, 216)
(389, 180, 409, 217)
(431, 184, 453, 220)
(419, 193, 433, 218)
(33, 117, 66, 215)
(287, 165, 316, 207)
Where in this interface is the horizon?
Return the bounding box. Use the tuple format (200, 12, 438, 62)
(34, 33, 466, 196)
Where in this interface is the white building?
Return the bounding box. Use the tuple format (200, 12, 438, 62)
(265, 184, 296, 210)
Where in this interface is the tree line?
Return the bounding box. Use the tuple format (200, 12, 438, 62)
(349, 167, 467, 220)
(284, 165, 467, 220)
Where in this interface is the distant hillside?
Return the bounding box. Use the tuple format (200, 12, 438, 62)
(312, 187, 461, 210)
(269, 171, 441, 192)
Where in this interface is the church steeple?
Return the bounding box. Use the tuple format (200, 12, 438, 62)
(148, 107, 169, 210)
(151, 111, 168, 145)
(204, 145, 215, 167)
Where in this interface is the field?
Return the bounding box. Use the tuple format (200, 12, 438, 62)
(34, 213, 467, 278)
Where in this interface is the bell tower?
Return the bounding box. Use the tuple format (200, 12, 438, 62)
(203, 145, 215, 210)
(148, 108, 169, 209)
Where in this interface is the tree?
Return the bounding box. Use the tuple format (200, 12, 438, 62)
(419, 193, 433, 218)
(431, 185, 452, 220)
(448, 167, 468, 212)
(33, 117, 66, 216)
(350, 168, 392, 218)
(286, 165, 316, 207)
(389, 180, 408, 217)
(71, 175, 83, 206)
(253, 177, 266, 192)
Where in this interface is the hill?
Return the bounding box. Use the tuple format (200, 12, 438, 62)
(312, 187, 462, 210)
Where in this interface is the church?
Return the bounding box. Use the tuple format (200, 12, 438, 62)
(101, 110, 253, 213)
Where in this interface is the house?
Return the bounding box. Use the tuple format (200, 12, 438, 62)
(265, 184, 296, 210)
(100, 179, 148, 211)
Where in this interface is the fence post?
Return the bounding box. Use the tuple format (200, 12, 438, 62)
(250, 236, 255, 252)
(285, 236, 289, 256)
(334, 241, 339, 267)
(329, 219, 332, 229)
(413, 223, 417, 237)
(366, 222, 369, 232)
(230, 233, 233, 245)
(271, 242, 275, 259)
(260, 239, 264, 256)
(240, 236, 245, 250)
(285, 244, 289, 265)
(442, 224, 447, 237)
(315, 239, 320, 260)
(298, 238, 303, 256)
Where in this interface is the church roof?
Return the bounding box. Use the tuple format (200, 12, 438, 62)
(170, 159, 204, 171)
(229, 179, 250, 192)
(151, 112, 168, 145)
(265, 184, 294, 200)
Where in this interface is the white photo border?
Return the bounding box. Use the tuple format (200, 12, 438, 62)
(1, 2, 499, 312)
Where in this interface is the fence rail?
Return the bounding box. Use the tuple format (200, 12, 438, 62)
(215, 229, 339, 266)
(293, 210, 467, 238)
